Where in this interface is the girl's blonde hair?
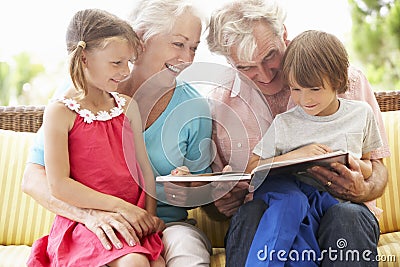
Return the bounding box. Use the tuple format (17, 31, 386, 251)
(66, 9, 141, 97)
(282, 30, 349, 94)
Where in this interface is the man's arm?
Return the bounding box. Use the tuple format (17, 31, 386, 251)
(308, 157, 388, 203)
(21, 163, 138, 249)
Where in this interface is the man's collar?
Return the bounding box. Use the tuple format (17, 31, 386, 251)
(230, 72, 242, 97)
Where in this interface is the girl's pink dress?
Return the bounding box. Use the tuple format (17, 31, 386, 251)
(27, 92, 163, 267)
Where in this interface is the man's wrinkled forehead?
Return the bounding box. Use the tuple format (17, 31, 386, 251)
(227, 45, 257, 68)
(228, 22, 284, 67)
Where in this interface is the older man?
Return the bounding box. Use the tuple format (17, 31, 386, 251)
(205, 0, 389, 266)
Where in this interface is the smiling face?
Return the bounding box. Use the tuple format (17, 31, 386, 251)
(229, 21, 288, 96)
(134, 10, 201, 85)
(290, 78, 339, 116)
(83, 38, 134, 93)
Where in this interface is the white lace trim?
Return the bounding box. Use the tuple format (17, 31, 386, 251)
(59, 92, 125, 124)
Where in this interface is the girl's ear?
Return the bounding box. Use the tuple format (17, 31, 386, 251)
(81, 51, 87, 66)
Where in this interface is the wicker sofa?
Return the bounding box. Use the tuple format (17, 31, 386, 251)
(0, 91, 399, 267)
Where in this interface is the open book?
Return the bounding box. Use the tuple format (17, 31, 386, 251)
(251, 150, 349, 180)
(156, 171, 251, 182)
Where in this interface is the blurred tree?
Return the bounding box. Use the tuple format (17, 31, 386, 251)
(348, 0, 400, 90)
(13, 52, 45, 100)
(0, 62, 11, 105)
(0, 52, 45, 105)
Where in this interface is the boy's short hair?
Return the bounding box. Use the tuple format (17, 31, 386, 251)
(282, 30, 349, 94)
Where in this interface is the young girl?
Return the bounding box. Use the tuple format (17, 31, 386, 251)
(27, 9, 165, 267)
(245, 30, 383, 266)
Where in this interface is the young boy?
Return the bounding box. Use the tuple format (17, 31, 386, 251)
(245, 30, 382, 266)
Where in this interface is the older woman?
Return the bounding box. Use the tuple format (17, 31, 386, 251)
(22, 1, 213, 266)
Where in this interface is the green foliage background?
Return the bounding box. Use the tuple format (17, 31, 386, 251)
(0, 52, 44, 105)
(349, 0, 400, 90)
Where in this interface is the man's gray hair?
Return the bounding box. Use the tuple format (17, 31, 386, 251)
(207, 0, 287, 62)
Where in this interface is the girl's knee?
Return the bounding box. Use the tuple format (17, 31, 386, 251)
(150, 256, 165, 267)
(108, 253, 150, 267)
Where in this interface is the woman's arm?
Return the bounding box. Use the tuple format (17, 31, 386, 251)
(22, 163, 139, 249)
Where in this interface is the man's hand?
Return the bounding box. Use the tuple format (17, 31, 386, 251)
(308, 156, 387, 203)
(84, 209, 139, 250)
(212, 181, 249, 217)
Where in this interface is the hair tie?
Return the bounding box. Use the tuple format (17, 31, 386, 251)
(77, 41, 86, 49)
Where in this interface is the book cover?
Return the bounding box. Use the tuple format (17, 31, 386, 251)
(251, 150, 349, 189)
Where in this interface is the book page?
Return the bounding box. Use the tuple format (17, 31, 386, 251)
(156, 172, 251, 182)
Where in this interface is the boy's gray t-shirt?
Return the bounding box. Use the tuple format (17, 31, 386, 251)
(253, 98, 383, 160)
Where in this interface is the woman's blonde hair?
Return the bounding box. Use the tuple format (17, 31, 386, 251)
(282, 30, 349, 94)
(66, 9, 141, 97)
(207, 0, 286, 62)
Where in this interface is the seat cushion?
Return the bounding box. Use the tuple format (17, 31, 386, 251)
(0, 245, 31, 267)
(377, 111, 400, 234)
(188, 207, 230, 248)
(377, 232, 400, 267)
(0, 130, 55, 246)
(211, 248, 226, 267)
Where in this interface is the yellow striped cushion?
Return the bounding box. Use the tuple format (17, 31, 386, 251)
(376, 111, 400, 234)
(377, 232, 400, 267)
(211, 248, 226, 267)
(188, 207, 230, 248)
(0, 130, 55, 246)
(0, 245, 32, 267)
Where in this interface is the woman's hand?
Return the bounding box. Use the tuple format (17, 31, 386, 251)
(164, 166, 191, 206)
(164, 166, 208, 206)
(84, 209, 139, 250)
(152, 215, 166, 233)
(117, 203, 156, 239)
